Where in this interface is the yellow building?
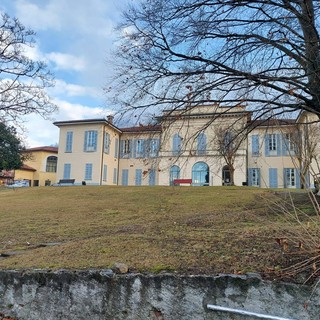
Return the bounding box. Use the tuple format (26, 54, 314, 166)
(14, 146, 58, 186)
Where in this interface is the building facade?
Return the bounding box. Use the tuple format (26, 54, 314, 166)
(53, 105, 320, 189)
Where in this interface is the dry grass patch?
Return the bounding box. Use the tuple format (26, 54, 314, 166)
(0, 185, 315, 282)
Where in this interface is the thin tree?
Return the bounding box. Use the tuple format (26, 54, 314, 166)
(214, 127, 245, 186)
(108, 1, 320, 121)
(0, 14, 56, 124)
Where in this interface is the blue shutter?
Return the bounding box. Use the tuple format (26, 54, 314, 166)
(114, 138, 119, 158)
(93, 131, 98, 152)
(66, 132, 73, 152)
(85, 163, 93, 180)
(265, 135, 270, 156)
(282, 134, 288, 156)
(120, 140, 124, 158)
(63, 163, 71, 179)
(84, 131, 88, 151)
(251, 135, 259, 156)
(248, 168, 253, 186)
(295, 169, 301, 189)
(154, 139, 160, 157)
(135, 169, 142, 186)
(257, 169, 261, 187)
(269, 168, 278, 188)
(104, 133, 110, 154)
(276, 134, 281, 156)
(129, 139, 134, 158)
(149, 169, 156, 186)
(122, 169, 129, 186)
(283, 168, 289, 188)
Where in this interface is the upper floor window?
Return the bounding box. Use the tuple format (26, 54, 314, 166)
(147, 139, 159, 157)
(135, 139, 145, 158)
(104, 132, 111, 154)
(197, 132, 206, 155)
(172, 133, 182, 156)
(251, 135, 259, 156)
(46, 156, 57, 172)
(282, 133, 295, 155)
(265, 134, 280, 156)
(224, 131, 233, 152)
(84, 130, 97, 152)
(65, 131, 73, 153)
(120, 139, 132, 158)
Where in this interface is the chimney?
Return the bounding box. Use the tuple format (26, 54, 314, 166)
(107, 115, 114, 124)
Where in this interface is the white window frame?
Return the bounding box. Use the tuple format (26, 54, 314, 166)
(268, 134, 277, 156)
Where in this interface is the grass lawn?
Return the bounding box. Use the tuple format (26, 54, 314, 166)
(0, 185, 317, 282)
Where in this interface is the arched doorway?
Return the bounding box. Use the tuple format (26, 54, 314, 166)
(222, 165, 231, 185)
(169, 165, 180, 186)
(192, 162, 209, 186)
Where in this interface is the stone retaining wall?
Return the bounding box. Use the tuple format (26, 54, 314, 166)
(0, 270, 318, 319)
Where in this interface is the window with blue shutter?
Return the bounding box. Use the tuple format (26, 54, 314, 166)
(84, 130, 98, 152)
(135, 139, 145, 158)
(65, 131, 73, 153)
(104, 132, 110, 154)
(63, 163, 71, 179)
(122, 169, 129, 186)
(269, 168, 278, 188)
(283, 168, 299, 188)
(149, 139, 160, 157)
(149, 169, 156, 186)
(85, 163, 93, 180)
(265, 134, 280, 156)
(282, 133, 295, 156)
(197, 132, 206, 155)
(248, 168, 260, 187)
(135, 169, 142, 186)
(120, 139, 132, 158)
(114, 138, 119, 158)
(103, 165, 107, 181)
(251, 135, 259, 156)
(172, 133, 182, 156)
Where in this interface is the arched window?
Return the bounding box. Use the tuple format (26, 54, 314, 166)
(197, 132, 207, 155)
(46, 156, 57, 172)
(192, 162, 209, 186)
(172, 133, 182, 156)
(169, 165, 180, 186)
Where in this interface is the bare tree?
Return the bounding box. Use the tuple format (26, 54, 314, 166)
(108, 0, 320, 121)
(0, 14, 57, 123)
(214, 126, 245, 186)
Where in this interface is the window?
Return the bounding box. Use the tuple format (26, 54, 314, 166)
(284, 168, 300, 188)
(248, 168, 260, 187)
(46, 156, 57, 172)
(85, 163, 93, 180)
(197, 132, 206, 155)
(224, 131, 233, 152)
(192, 162, 209, 186)
(135, 169, 142, 186)
(104, 132, 110, 154)
(147, 139, 159, 157)
(172, 133, 182, 156)
(170, 165, 180, 186)
(103, 165, 107, 181)
(84, 130, 97, 152)
(122, 169, 129, 186)
(114, 138, 119, 158)
(120, 139, 132, 158)
(135, 139, 145, 158)
(65, 131, 73, 152)
(149, 169, 156, 186)
(251, 135, 259, 156)
(265, 134, 280, 156)
(282, 133, 295, 155)
(63, 163, 71, 179)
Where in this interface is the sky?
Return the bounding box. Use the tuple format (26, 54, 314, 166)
(0, 0, 129, 147)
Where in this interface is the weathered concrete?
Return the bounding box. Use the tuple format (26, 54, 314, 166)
(0, 270, 318, 319)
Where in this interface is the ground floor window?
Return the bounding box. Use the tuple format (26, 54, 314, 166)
(169, 165, 180, 186)
(192, 162, 209, 186)
(248, 168, 260, 187)
(222, 165, 231, 185)
(284, 168, 297, 188)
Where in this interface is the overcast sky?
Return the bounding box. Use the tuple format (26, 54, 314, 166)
(0, 0, 129, 147)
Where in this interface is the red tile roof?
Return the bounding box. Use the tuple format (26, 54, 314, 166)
(23, 146, 58, 153)
(19, 164, 36, 171)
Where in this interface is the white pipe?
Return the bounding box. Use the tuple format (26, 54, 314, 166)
(207, 304, 298, 320)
